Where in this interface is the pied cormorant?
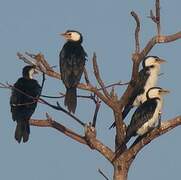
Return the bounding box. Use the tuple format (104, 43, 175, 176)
(10, 66, 41, 143)
(110, 56, 166, 128)
(125, 87, 169, 143)
(59, 30, 87, 113)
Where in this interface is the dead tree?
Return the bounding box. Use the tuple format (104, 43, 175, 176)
(1, 1, 181, 180)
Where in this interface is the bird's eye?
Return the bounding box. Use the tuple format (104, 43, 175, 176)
(150, 65, 155, 68)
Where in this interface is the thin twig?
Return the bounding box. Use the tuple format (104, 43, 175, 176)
(92, 53, 111, 99)
(148, 0, 161, 35)
(98, 169, 110, 180)
(156, 0, 161, 35)
(92, 97, 101, 127)
(83, 67, 90, 84)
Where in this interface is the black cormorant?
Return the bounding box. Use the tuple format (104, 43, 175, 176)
(10, 66, 41, 143)
(110, 56, 166, 128)
(125, 87, 169, 143)
(59, 30, 87, 113)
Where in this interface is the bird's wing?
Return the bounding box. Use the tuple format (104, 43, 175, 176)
(59, 45, 86, 88)
(122, 68, 150, 119)
(126, 99, 157, 138)
(10, 78, 24, 106)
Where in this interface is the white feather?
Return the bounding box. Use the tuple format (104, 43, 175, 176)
(133, 65, 160, 106)
(137, 99, 162, 135)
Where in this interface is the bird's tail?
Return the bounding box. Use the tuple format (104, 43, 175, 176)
(15, 120, 30, 143)
(64, 87, 77, 113)
(108, 105, 133, 129)
(122, 104, 133, 120)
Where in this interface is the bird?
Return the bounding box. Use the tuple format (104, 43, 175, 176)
(10, 65, 41, 143)
(109, 56, 166, 129)
(125, 87, 169, 143)
(59, 30, 87, 113)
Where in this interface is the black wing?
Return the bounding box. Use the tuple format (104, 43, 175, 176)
(126, 98, 157, 140)
(59, 43, 87, 88)
(122, 68, 150, 119)
(10, 78, 41, 121)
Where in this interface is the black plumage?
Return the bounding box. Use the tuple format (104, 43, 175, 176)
(10, 66, 41, 143)
(59, 30, 87, 113)
(125, 98, 158, 143)
(124, 87, 169, 143)
(109, 56, 166, 129)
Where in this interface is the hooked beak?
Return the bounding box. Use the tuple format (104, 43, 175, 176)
(160, 89, 170, 95)
(157, 58, 167, 64)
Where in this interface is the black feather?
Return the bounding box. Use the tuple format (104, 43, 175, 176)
(109, 68, 150, 129)
(125, 98, 158, 143)
(10, 76, 41, 143)
(59, 39, 87, 113)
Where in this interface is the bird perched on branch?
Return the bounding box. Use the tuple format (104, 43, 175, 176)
(109, 56, 166, 129)
(59, 30, 87, 113)
(125, 87, 169, 143)
(10, 66, 41, 143)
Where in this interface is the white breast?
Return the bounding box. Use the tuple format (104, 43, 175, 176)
(133, 67, 160, 106)
(137, 99, 162, 135)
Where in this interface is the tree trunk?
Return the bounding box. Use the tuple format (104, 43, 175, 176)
(113, 165, 128, 180)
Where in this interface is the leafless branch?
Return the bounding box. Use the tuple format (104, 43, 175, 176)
(155, 0, 161, 35)
(30, 114, 87, 144)
(131, 11, 140, 53)
(83, 67, 90, 84)
(92, 53, 111, 100)
(98, 168, 110, 180)
(84, 124, 114, 162)
(149, 0, 161, 35)
(17, 52, 61, 79)
(92, 97, 101, 127)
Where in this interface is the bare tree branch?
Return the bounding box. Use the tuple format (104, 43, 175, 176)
(92, 53, 111, 100)
(155, 0, 161, 35)
(92, 97, 101, 127)
(84, 124, 114, 162)
(98, 168, 110, 180)
(131, 11, 140, 53)
(83, 67, 90, 84)
(30, 115, 87, 144)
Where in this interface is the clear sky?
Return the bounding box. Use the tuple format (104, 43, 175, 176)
(0, 0, 180, 180)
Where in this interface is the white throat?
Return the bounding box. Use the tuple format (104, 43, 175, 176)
(70, 32, 81, 41)
(29, 69, 35, 79)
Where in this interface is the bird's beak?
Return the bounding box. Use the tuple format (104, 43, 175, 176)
(160, 89, 170, 95)
(60, 32, 66, 36)
(60, 32, 70, 39)
(157, 58, 167, 64)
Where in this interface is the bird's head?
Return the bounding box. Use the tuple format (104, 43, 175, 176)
(22, 66, 38, 79)
(142, 56, 166, 69)
(60, 30, 83, 43)
(146, 87, 170, 99)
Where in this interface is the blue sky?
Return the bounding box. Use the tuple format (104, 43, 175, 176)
(0, 0, 180, 180)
